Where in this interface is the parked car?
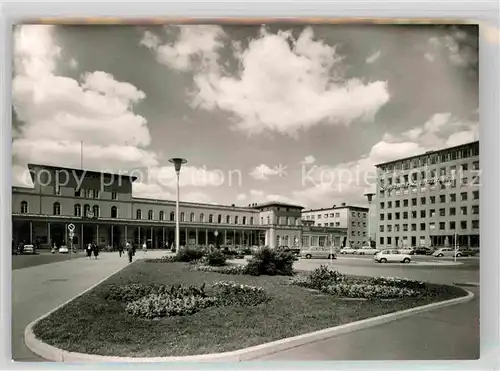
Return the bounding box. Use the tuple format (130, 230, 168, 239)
(58, 245, 69, 254)
(340, 247, 358, 254)
(432, 248, 456, 257)
(374, 249, 412, 264)
(398, 247, 415, 255)
(300, 246, 336, 259)
(455, 248, 477, 257)
(412, 246, 435, 255)
(22, 244, 35, 254)
(356, 246, 379, 255)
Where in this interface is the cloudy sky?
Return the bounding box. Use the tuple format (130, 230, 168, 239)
(12, 23, 479, 208)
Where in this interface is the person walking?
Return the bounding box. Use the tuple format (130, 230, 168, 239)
(86, 243, 93, 259)
(118, 243, 124, 257)
(92, 243, 99, 260)
(142, 240, 147, 254)
(126, 241, 134, 263)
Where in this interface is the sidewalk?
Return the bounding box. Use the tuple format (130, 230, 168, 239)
(12, 250, 165, 362)
(254, 287, 480, 361)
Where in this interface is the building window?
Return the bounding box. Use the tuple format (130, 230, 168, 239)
(380, 237, 384, 245)
(180, 212, 185, 222)
(218, 214, 222, 224)
(20, 201, 28, 214)
(387, 213, 392, 221)
(380, 214, 385, 221)
(92, 205, 99, 217)
(439, 195, 446, 203)
(111, 206, 118, 218)
(395, 224, 400, 232)
(450, 194, 456, 202)
(403, 224, 408, 232)
(411, 223, 417, 231)
(460, 206, 467, 216)
(336, 222, 340, 226)
(112, 192, 117, 200)
(159, 211, 165, 221)
(148, 210, 154, 220)
(235, 216, 239, 224)
(200, 213, 204, 223)
(250, 217, 254, 225)
(439, 208, 446, 217)
(473, 190, 479, 200)
(87, 189, 93, 198)
(472, 220, 479, 229)
(387, 225, 392, 232)
(380, 202, 385, 209)
(439, 222, 445, 230)
(53, 202, 61, 215)
(209, 214, 213, 223)
(94, 190, 100, 199)
(74, 204, 81, 217)
(387, 201, 392, 208)
(261, 217, 264, 225)
(420, 223, 426, 231)
(472, 161, 479, 170)
(136, 209, 142, 219)
(84, 204, 90, 217)
(242, 216, 246, 225)
(461, 192, 468, 201)
(430, 196, 436, 204)
(450, 221, 456, 230)
(420, 210, 426, 218)
(403, 212, 408, 219)
(461, 221, 467, 230)
(267, 216, 270, 224)
(450, 207, 456, 216)
(461, 163, 468, 172)
(420, 197, 426, 205)
(403, 199, 409, 207)
(226, 215, 231, 224)
(380, 225, 385, 233)
(411, 210, 417, 218)
(412, 198, 417, 206)
(395, 201, 400, 208)
(318, 223, 322, 227)
(190, 213, 195, 222)
(472, 205, 479, 215)
(430, 209, 436, 217)
(395, 212, 400, 220)
(429, 222, 436, 230)
(170, 211, 175, 221)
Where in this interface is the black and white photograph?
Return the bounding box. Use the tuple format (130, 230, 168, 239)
(11, 20, 481, 362)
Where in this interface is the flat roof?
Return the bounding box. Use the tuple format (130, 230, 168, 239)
(303, 205, 369, 212)
(252, 201, 305, 210)
(374, 140, 479, 168)
(27, 163, 138, 181)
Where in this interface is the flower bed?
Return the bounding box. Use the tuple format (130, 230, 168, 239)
(190, 264, 247, 275)
(211, 281, 269, 307)
(321, 283, 418, 299)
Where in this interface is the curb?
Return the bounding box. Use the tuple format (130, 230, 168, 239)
(454, 282, 480, 287)
(25, 285, 474, 362)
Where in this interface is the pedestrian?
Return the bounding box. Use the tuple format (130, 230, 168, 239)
(118, 243, 124, 257)
(92, 243, 99, 259)
(142, 241, 147, 254)
(86, 243, 93, 259)
(126, 241, 134, 263)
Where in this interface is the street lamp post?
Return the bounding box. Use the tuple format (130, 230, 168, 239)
(169, 157, 187, 253)
(364, 192, 375, 248)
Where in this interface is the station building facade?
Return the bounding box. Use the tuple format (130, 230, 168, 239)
(12, 164, 347, 250)
(375, 141, 480, 249)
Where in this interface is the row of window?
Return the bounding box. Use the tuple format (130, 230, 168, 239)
(351, 231, 367, 236)
(380, 220, 479, 232)
(380, 162, 480, 185)
(380, 191, 479, 209)
(378, 145, 479, 173)
(316, 222, 341, 227)
(379, 176, 479, 197)
(381, 205, 479, 221)
(304, 211, 367, 220)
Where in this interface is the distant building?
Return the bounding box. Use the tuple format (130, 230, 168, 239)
(12, 163, 347, 250)
(375, 141, 479, 249)
(301, 203, 369, 247)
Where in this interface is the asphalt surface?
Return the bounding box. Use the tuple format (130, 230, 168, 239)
(11, 251, 479, 362)
(12, 251, 86, 270)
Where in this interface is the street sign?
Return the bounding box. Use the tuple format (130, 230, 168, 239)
(68, 224, 75, 232)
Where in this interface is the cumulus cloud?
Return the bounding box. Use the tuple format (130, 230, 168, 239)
(291, 112, 479, 207)
(145, 25, 390, 137)
(249, 164, 280, 180)
(425, 28, 478, 71)
(12, 25, 160, 193)
(365, 50, 381, 64)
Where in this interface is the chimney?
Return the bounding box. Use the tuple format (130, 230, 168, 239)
(341, 202, 346, 206)
(333, 205, 336, 208)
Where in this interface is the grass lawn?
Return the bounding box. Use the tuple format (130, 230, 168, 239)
(33, 260, 468, 357)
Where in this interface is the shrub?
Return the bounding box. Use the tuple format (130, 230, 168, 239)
(177, 246, 205, 262)
(105, 283, 159, 302)
(206, 249, 227, 266)
(155, 283, 208, 298)
(244, 247, 296, 276)
(321, 283, 419, 299)
(125, 294, 217, 319)
(211, 281, 269, 307)
(307, 265, 346, 289)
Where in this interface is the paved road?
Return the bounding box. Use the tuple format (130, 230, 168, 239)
(11, 250, 165, 362)
(12, 251, 86, 270)
(255, 286, 480, 361)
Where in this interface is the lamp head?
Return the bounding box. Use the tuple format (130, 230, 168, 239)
(364, 192, 375, 203)
(168, 158, 187, 173)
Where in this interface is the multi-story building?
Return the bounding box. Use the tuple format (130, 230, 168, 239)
(301, 204, 369, 247)
(375, 141, 480, 249)
(12, 163, 347, 250)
